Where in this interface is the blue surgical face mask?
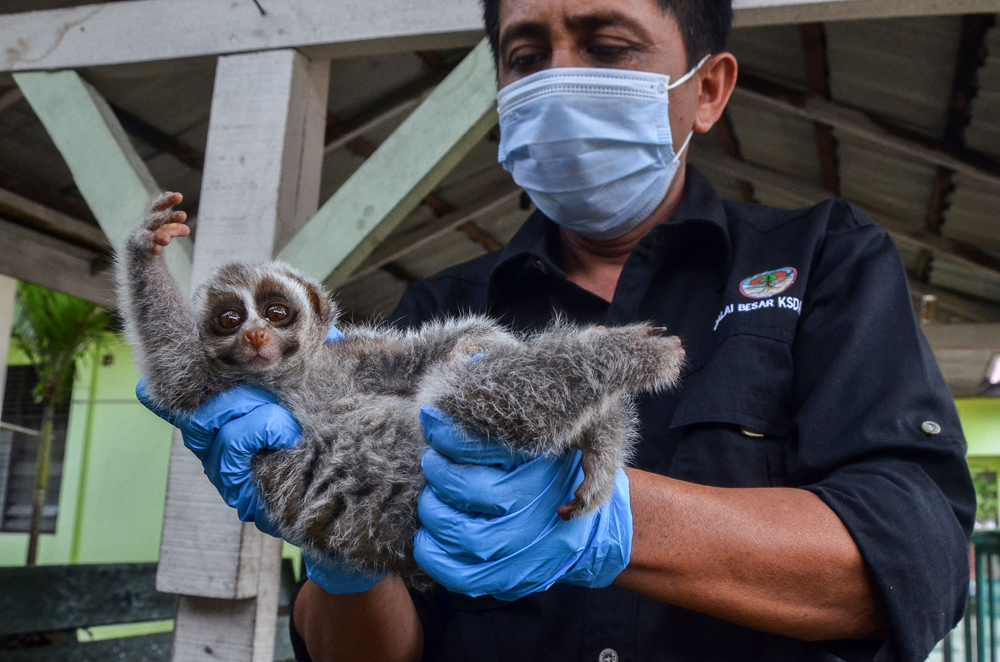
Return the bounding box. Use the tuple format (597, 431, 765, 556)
(497, 56, 710, 240)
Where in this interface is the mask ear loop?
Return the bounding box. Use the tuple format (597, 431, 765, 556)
(666, 53, 713, 90)
(671, 130, 696, 164)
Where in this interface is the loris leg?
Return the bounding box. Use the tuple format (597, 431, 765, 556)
(556, 397, 637, 519)
(116, 192, 213, 412)
(422, 323, 683, 458)
(344, 316, 517, 395)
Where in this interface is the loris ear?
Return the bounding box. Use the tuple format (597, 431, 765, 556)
(279, 266, 338, 326)
(305, 284, 338, 326)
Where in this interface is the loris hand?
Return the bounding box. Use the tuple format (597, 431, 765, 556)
(413, 405, 633, 601)
(143, 192, 190, 256)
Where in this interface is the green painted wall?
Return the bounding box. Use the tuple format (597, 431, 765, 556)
(960, 398, 1000, 457)
(0, 334, 301, 572)
(0, 339, 174, 566)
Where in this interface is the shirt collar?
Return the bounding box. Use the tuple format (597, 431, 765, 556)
(489, 165, 733, 294)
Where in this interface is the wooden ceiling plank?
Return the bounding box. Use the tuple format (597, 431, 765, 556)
(692, 149, 1000, 279)
(0, 218, 114, 307)
(799, 22, 841, 196)
(908, 279, 1000, 323)
(925, 15, 996, 236)
(0, 186, 108, 250)
(733, 74, 1000, 188)
(714, 109, 758, 204)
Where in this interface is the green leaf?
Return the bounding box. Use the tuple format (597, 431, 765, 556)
(11, 282, 112, 405)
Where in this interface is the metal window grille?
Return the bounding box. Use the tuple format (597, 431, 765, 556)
(0, 365, 70, 534)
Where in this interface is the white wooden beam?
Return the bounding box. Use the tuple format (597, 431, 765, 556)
(157, 48, 329, 662)
(2, 0, 989, 73)
(0, 218, 115, 307)
(277, 39, 497, 288)
(12, 70, 192, 287)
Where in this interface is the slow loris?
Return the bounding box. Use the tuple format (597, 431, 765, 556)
(118, 192, 685, 584)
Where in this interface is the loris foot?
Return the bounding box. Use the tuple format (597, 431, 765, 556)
(586, 324, 685, 394)
(137, 192, 190, 256)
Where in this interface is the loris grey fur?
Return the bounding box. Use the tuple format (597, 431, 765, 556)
(117, 193, 685, 585)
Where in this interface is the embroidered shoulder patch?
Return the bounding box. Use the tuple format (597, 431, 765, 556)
(739, 267, 797, 299)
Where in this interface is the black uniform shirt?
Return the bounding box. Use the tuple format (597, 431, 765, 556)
(289, 167, 975, 662)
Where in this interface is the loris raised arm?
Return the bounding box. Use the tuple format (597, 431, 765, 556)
(118, 192, 686, 585)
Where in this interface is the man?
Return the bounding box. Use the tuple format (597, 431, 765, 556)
(150, 1, 975, 660)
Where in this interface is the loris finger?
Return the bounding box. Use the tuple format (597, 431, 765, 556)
(151, 222, 190, 246)
(152, 191, 183, 212)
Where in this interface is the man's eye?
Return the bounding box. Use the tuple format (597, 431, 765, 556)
(510, 53, 541, 71)
(589, 44, 629, 59)
(217, 309, 244, 331)
(264, 303, 290, 323)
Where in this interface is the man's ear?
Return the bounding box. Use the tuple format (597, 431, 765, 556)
(693, 52, 739, 134)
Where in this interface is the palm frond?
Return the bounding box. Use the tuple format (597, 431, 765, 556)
(12, 283, 113, 404)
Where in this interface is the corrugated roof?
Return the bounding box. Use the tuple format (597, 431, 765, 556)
(0, 12, 998, 322)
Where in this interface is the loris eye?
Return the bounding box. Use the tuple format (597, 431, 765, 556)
(217, 308, 245, 331)
(264, 303, 290, 324)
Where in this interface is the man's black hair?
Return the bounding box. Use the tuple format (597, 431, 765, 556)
(481, 0, 733, 68)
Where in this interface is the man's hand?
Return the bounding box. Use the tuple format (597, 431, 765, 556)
(414, 405, 633, 600)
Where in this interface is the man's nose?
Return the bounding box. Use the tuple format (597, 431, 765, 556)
(549, 45, 589, 70)
(244, 328, 268, 350)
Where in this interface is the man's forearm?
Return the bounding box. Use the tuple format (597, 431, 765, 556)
(615, 468, 888, 642)
(294, 576, 423, 662)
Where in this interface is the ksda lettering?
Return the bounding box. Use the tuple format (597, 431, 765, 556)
(713, 295, 802, 331)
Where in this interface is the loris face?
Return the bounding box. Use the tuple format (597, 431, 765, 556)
(195, 263, 337, 381)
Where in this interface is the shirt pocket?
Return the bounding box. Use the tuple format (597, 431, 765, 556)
(667, 331, 795, 488)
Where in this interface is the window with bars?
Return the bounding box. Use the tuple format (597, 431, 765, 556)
(0, 365, 70, 534)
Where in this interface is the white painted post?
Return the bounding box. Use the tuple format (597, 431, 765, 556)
(156, 49, 329, 662)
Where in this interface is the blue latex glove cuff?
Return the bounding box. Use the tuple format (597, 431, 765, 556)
(413, 405, 633, 601)
(303, 553, 388, 595)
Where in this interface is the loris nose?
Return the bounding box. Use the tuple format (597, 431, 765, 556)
(244, 328, 268, 350)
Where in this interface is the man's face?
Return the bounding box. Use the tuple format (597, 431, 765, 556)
(496, 0, 700, 155)
(496, 0, 690, 87)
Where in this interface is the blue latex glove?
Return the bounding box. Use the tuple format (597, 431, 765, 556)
(414, 405, 633, 601)
(137, 324, 386, 594)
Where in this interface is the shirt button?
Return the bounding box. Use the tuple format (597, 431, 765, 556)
(740, 426, 765, 438)
(599, 649, 619, 662)
(921, 421, 942, 436)
(533, 259, 548, 275)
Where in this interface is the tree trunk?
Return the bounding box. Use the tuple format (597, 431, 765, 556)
(26, 400, 55, 566)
